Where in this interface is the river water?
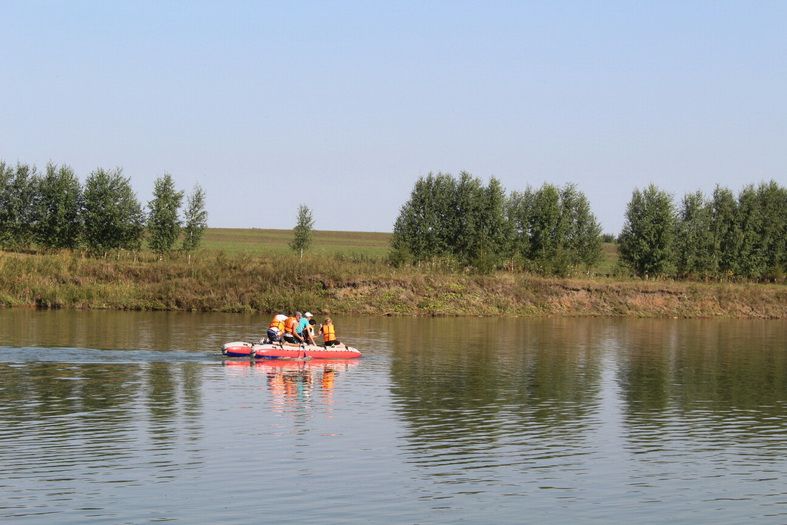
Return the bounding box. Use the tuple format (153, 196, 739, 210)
(0, 310, 785, 524)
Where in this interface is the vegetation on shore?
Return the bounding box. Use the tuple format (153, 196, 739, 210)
(391, 173, 787, 282)
(0, 162, 206, 256)
(0, 240, 784, 318)
(0, 160, 784, 318)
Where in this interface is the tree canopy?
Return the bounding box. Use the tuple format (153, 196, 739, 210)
(392, 173, 602, 274)
(82, 168, 145, 255)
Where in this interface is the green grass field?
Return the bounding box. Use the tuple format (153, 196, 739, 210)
(201, 228, 393, 258)
(200, 228, 620, 274)
(596, 242, 620, 276)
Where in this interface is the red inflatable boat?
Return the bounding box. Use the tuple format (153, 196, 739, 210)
(222, 341, 362, 360)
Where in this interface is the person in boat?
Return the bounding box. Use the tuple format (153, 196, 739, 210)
(266, 313, 287, 343)
(282, 312, 304, 344)
(320, 317, 341, 347)
(297, 311, 316, 345)
(307, 317, 318, 344)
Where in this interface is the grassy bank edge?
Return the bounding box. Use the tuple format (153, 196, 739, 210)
(1, 250, 785, 319)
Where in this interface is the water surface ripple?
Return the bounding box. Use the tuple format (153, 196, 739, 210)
(0, 311, 785, 523)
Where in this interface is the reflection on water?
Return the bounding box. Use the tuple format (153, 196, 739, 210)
(223, 360, 359, 412)
(0, 359, 208, 523)
(0, 311, 786, 524)
(386, 318, 787, 522)
(389, 318, 604, 489)
(613, 321, 787, 515)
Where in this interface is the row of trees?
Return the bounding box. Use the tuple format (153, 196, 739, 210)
(620, 182, 787, 281)
(393, 172, 787, 281)
(391, 172, 602, 274)
(0, 162, 207, 256)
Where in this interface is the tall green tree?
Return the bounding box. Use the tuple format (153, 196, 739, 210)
(675, 191, 714, 279)
(0, 162, 14, 248)
(476, 177, 512, 270)
(449, 172, 483, 264)
(290, 204, 314, 260)
(0, 163, 39, 250)
(35, 163, 82, 250)
(147, 174, 183, 256)
(619, 184, 676, 278)
(755, 181, 787, 280)
(736, 184, 766, 280)
(391, 173, 457, 262)
(82, 168, 145, 255)
(563, 184, 603, 271)
(528, 183, 564, 273)
(709, 186, 740, 279)
(181, 184, 208, 255)
(392, 172, 512, 270)
(516, 183, 602, 275)
(394, 174, 600, 274)
(506, 187, 535, 266)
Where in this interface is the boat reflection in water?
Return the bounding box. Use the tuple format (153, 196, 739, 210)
(223, 359, 359, 410)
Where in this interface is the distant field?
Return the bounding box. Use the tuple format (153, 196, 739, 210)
(201, 228, 393, 258)
(597, 242, 620, 275)
(200, 228, 619, 273)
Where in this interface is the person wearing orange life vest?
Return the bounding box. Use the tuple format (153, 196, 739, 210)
(266, 313, 287, 343)
(282, 311, 304, 344)
(319, 317, 341, 347)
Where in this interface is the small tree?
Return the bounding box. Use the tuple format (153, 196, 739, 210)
(290, 204, 314, 260)
(181, 184, 208, 259)
(147, 174, 184, 256)
(82, 168, 145, 255)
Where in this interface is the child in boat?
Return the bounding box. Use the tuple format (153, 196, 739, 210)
(306, 316, 318, 345)
(320, 318, 340, 347)
(297, 312, 316, 345)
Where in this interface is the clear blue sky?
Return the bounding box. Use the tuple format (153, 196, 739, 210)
(2, 1, 786, 234)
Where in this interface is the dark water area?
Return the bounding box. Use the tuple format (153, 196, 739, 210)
(1, 310, 786, 524)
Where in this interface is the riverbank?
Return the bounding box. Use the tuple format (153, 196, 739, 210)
(1, 250, 785, 318)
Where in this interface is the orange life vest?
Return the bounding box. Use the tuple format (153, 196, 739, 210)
(322, 323, 336, 342)
(269, 317, 285, 332)
(284, 317, 298, 335)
